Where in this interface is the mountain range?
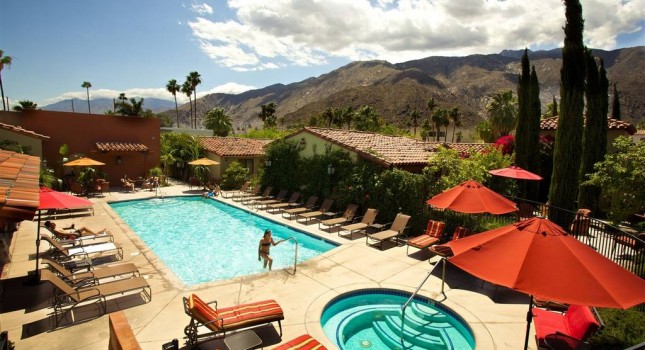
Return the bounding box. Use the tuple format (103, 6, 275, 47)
(42, 98, 175, 114)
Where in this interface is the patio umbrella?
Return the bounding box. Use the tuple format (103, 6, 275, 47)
(33, 187, 94, 279)
(188, 158, 219, 166)
(489, 165, 542, 180)
(443, 217, 645, 349)
(426, 179, 518, 214)
(63, 157, 105, 167)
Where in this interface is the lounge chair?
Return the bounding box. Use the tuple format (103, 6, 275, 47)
(338, 208, 379, 239)
(42, 258, 139, 287)
(182, 293, 284, 345)
(366, 213, 411, 250)
(406, 219, 445, 254)
(41, 234, 124, 262)
(281, 195, 318, 219)
(40, 269, 151, 327)
(428, 226, 471, 258)
(273, 334, 327, 350)
(266, 192, 301, 213)
(45, 224, 114, 244)
(532, 305, 602, 348)
(296, 198, 334, 224)
(240, 186, 273, 204)
(318, 204, 359, 232)
(233, 185, 261, 202)
(222, 181, 250, 198)
(252, 189, 288, 209)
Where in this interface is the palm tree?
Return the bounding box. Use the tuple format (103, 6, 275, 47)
(166, 79, 180, 127)
(321, 108, 334, 128)
(409, 108, 421, 137)
(188, 71, 201, 128)
(341, 107, 355, 130)
(449, 107, 461, 142)
(0, 50, 13, 111)
(258, 103, 277, 128)
(116, 93, 128, 116)
(181, 81, 193, 128)
(486, 90, 518, 138)
(81, 81, 92, 113)
(431, 108, 448, 141)
(204, 107, 233, 136)
(12, 100, 38, 111)
(426, 97, 437, 140)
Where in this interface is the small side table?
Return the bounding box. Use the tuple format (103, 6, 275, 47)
(224, 330, 262, 350)
(368, 223, 385, 233)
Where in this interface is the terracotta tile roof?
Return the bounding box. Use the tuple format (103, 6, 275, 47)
(291, 128, 491, 167)
(200, 137, 273, 157)
(446, 143, 493, 154)
(0, 121, 49, 139)
(634, 129, 645, 136)
(95, 142, 149, 152)
(541, 116, 637, 134)
(0, 150, 40, 221)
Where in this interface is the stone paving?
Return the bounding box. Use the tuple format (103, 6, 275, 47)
(0, 182, 537, 349)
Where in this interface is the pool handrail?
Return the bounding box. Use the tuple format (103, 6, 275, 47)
(400, 262, 441, 348)
(283, 236, 299, 275)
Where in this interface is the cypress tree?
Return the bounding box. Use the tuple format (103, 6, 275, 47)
(612, 83, 621, 120)
(578, 50, 607, 213)
(600, 60, 609, 125)
(552, 95, 558, 117)
(527, 66, 542, 201)
(515, 49, 532, 198)
(549, 0, 586, 224)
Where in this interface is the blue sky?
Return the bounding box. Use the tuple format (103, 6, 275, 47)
(1, 0, 643, 108)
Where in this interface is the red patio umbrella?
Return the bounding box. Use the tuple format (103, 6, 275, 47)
(489, 165, 542, 180)
(444, 217, 645, 349)
(426, 179, 518, 214)
(33, 187, 94, 279)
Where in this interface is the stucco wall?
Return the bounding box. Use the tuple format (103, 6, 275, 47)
(0, 110, 160, 183)
(0, 128, 43, 157)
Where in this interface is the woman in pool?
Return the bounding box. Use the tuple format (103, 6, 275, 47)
(258, 229, 285, 270)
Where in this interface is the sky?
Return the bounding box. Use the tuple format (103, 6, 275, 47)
(1, 0, 643, 108)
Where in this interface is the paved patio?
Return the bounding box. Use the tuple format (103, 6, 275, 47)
(1, 182, 538, 349)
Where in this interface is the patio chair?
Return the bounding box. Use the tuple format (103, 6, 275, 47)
(338, 208, 379, 239)
(182, 293, 284, 346)
(366, 213, 411, 250)
(570, 209, 592, 244)
(532, 304, 602, 348)
(296, 198, 334, 224)
(318, 204, 359, 232)
(612, 232, 645, 258)
(428, 226, 471, 258)
(273, 334, 327, 350)
(40, 269, 151, 327)
(70, 182, 85, 196)
(42, 258, 139, 288)
(222, 181, 250, 198)
(120, 178, 135, 193)
(100, 181, 110, 196)
(41, 234, 124, 262)
(44, 224, 114, 244)
(252, 189, 288, 210)
(266, 192, 302, 213)
(233, 185, 261, 202)
(240, 186, 273, 204)
(406, 219, 445, 255)
(188, 176, 202, 190)
(281, 195, 318, 219)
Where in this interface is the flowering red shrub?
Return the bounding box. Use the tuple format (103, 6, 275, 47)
(495, 135, 515, 155)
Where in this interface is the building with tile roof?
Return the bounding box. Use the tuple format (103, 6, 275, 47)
(283, 127, 492, 173)
(0, 150, 40, 222)
(199, 137, 273, 180)
(633, 129, 645, 143)
(0, 121, 49, 157)
(540, 116, 637, 150)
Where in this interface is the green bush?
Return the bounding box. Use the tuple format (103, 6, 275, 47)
(587, 308, 645, 349)
(221, 161, 250, 190)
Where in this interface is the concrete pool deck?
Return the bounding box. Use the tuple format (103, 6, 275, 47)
(1, 183, 538, 349)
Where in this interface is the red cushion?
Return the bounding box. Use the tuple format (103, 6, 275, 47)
(273, 334, 327, 350)
(408, 235, 439, 248)
(532, 305, 599, 344)
(189, 294, 284, 333)
(426, 220, 445, 238)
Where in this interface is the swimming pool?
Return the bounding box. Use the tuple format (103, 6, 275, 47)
(110, 196, 337, 285)
(321, 289, 475, 350)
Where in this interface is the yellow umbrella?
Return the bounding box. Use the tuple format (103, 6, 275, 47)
(188, 158, 219, 166)
(63, 157, 105, 167)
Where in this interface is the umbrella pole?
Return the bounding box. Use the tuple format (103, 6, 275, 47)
(523, 295, 534, 350)
(28, 211, 42, 283)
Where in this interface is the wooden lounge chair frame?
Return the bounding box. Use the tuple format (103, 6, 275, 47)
(41, 234, 124, 262)
(406, 220, 445, 254)
(281, 196, 318, 219)
(296, 199, 334, 224)
(182, 293, 284, 346)
(41, 270, 151, 327)
(366, 213, 411, 250)
(338, 208, 378, 239)
(42, 258, 139, 288)
(318, 204, 359, 232)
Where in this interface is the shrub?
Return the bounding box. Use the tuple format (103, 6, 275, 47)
(587, 308, 645, 349)
(220, 161, 249, 190)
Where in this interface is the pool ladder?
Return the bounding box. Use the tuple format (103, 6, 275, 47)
(283, 236, 299, 275)
(400, 261, 441, 348)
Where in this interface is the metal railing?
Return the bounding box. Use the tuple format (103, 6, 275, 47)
(400, 262, 441, 348)
(283, 237, 299, 275)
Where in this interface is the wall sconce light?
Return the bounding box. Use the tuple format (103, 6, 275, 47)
(327, 164, 335, 175)
(41, 159, 48, 169)
(299, 137, 306, 146)
(116, 156, 122, 165)
(265, 159, 272, 167)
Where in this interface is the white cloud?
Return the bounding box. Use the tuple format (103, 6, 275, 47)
(187, 0, 644, 70)
(191, 3, 213, 15)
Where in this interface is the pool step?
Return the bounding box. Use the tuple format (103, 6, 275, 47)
(374, 317, 448, 350)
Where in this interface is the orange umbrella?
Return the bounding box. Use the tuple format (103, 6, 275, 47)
(188, 158, 219, 166)
(63, 157, 105, 167)
(444, 217, 645, 348)
(489, 165, 542, 180)
(426, 179, 517, 214)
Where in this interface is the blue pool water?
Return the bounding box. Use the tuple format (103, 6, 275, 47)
(321, 289, 475, 350)
(110, 196, 337, 285)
